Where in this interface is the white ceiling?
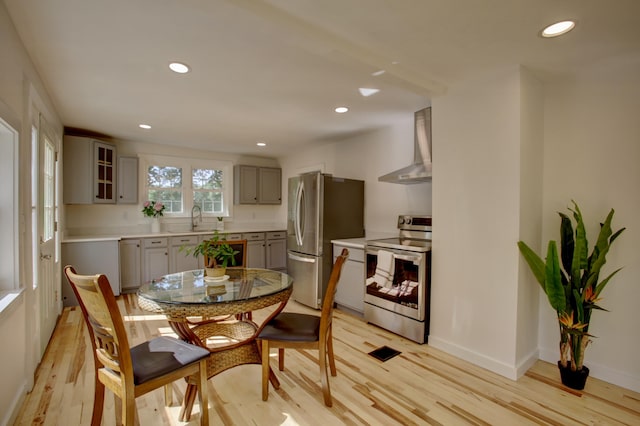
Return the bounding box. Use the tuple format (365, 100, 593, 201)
(5, 0, 640, 157)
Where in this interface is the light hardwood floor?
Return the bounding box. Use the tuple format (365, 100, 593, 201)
(14, 294, 640, 425)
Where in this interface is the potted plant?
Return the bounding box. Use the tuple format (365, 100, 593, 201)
(518, 200, 625, 390)
(181, 231, 239, 277)
(142, 201, 166, 233)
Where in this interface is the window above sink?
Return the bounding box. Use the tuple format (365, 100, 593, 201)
(140, 154, 233, 219)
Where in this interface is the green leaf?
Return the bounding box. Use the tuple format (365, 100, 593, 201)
(610, 227, 626, 244)
(570, 201, 588, 288)
(518, 241, 546, 289)
(587, 214, 625, 289)
(545, 241, 566, 312)
(559, 213, 574, 277)
(595, 209, 614, 253)
(594, 267, 624, 298)
(573, 288, 585, 323)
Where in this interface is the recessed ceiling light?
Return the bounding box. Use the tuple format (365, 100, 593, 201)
(541, 20, 576, 38)
(358, 88, 380, 97)
(169, 62, 190, 73)
(371, 69, 385, 76)
(139, 124, 151, 129)
(335, 106, 349, 113)
(257, 142, 266, 147)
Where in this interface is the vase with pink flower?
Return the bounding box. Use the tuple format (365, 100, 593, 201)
(142, 200, 166, 233)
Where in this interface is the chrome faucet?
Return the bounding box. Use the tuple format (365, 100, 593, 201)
(191, 205, 202, 231)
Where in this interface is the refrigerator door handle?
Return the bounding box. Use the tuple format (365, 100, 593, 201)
(288, 252, 316, 263)
(295, 181, 305, 247)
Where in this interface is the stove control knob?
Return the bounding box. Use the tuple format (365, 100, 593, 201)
(398, 217, 405, 225)
(405, 217, 412, 225)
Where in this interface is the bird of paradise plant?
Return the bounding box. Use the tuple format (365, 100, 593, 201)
(518, 200, 624, 374)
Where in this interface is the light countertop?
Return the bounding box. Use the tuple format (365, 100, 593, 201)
(331, 237, 367, 249)
(332, 231, 397, 249)
(62, 226, 286, 243)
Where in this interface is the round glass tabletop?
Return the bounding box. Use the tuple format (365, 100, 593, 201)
(137, 268, 293, 305)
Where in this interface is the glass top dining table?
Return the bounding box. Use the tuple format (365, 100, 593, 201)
(137, 268, 294, 421)
(137, 268, 293, 318)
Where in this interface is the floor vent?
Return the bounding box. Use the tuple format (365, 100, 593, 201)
(368, 345, 401, 362)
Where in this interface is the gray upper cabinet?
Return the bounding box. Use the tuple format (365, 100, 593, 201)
(234, 165, 281, 204)
(117, 156, 138, 204)
(63, 135, 117, 204)
(258, 167, 282, 204)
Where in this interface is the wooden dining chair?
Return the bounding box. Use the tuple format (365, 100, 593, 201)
(258, 248, 349, 406)
(63, 265, 210, 426)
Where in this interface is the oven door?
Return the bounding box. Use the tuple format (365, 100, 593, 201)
(364, 246, 426, 321)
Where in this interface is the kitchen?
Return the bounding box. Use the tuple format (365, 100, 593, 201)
(1, 1, 640, 424)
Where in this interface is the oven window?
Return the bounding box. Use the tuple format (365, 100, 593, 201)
(366, 253, 420, 309)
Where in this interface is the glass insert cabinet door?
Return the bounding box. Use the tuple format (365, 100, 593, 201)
(94, 141, 115, 203)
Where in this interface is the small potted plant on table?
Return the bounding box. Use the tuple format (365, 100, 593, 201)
(181, 231, 239, 278)
(518, 200, 625, 390)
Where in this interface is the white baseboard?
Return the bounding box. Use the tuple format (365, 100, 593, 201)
(2, 380, 28, 426)
(429, 334, 535, 380)
(429, 335, 537, 380)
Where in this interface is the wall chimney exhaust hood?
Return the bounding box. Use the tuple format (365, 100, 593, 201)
(378, 107, 432, 184)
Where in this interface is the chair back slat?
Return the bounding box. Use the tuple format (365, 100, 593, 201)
(64, 266, 132, 377)
(64, 265, 210, 425)
(319, 248, 349, 334)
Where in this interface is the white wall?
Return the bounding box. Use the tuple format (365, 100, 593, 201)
(515, 69, 544, 370)
(278, 115, 432, 236)
(0, 3, 63, 423)
(429, 66, 537, 379)
(539, 55, 640, 391)
(430, 60, 640, 392)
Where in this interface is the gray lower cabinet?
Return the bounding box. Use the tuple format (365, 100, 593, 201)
(170, 235, 199, 272)
(121, 236, 199, 292)
(266, 231, 286, 271)
(242, 231, 286, 270)
(118, 230, 286, 291)
(200, 232, 243, 243)
(244, 232, 266, 268)
(143, 237, 169, 283)
(62, 240, 120, 305)
(120, 239, 141, 291)
(333, 244, 365, 314)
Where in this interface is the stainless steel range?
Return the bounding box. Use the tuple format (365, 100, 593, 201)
(365, 215, 432, 343)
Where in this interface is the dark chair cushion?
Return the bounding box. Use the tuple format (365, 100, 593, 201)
(130, 336, 209, 385)
(258, 312, 320, 342)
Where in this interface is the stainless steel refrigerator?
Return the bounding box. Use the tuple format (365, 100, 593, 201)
(287, 172, 364, 309)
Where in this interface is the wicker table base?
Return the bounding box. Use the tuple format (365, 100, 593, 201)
(138, 286, 293, 421)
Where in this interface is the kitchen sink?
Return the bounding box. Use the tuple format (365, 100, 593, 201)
(166, 228, 217, 234)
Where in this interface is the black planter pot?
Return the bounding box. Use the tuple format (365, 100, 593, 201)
(557, 361, 590, 390)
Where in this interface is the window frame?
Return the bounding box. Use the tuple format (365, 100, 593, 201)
(140, 154, 233, 218)
(0, 115, 20, 306)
